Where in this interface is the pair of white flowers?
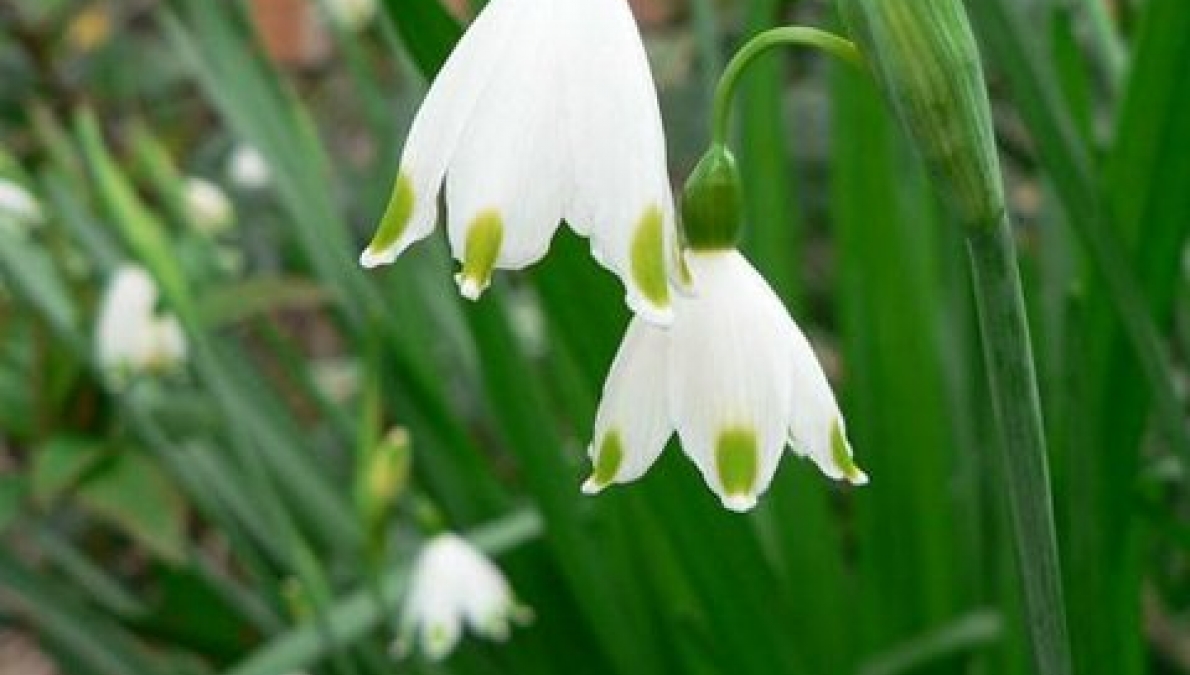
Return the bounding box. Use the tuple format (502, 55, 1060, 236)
(361, 0, 867, 510)
(95, 266, 186, 383)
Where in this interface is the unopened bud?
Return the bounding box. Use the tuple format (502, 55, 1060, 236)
(680, 146, 744, 250)
(356, 427, 412, 553)
(837, 0, 1004, 230)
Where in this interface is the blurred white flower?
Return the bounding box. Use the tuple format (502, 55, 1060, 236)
(95, 265, 186, 383)
(310, 357, 361, 404)
(183, 177, 234, 236)
(359, 0, 677, 323)
(325, 0, 377, 31)
(226, 145, 271, 191)
(0, 179, 43, 233)
(585, 250, 868, 512)
(395, 532, 529, 660)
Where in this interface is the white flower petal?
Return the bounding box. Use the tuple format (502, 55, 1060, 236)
(95, 266, 186, 381)
(399, 533, 524, 659)
(584, 316, 673, 494)
(360, 0, 525, 268)
(442, 2, 568, 299)
(0, 180, 42, 227)
(183, 177, 233, 236)
(785, 323, 868, 485)
(669, 251, 793, 511)
(226, 145, 270, 190)
(562, 0, 675, 323)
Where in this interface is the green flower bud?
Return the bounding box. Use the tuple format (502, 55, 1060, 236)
(837, 0, 1004, 231)
(356, 427, 412, 554)
(681, 145, 744, 250)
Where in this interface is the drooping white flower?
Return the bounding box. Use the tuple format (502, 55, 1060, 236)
(183, 177, 234, 236)
(225, 145, 271, 191)
(95, 266, 186, 382)
(584, 249, 868, 512)
(324, 0, 377, 31)
(395, 532, 529, 660)
(360, 0, 677, 323)
(0, 179, 43, 233)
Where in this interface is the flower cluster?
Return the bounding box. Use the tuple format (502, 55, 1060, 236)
(360, 0, 866, 511)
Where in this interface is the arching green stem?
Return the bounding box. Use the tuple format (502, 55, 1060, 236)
(712, 27, 865, 145)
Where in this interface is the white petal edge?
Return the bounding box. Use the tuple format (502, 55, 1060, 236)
(561, 0, 675, 324)
(360, 0, 525, 268)
(441, 0, 568, 298)
(584, 316, 673, 494)
(784, 320, 869, 485)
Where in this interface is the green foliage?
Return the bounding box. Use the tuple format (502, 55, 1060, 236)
(0, 1, 1184, 674)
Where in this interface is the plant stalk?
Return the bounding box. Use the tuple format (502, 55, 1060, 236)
(966, 216, 1074, 675)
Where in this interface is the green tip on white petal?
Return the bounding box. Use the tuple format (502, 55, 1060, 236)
(831, 419, 869, 485)
(361, 172, 414, 268)
(715, 426, 759, 512)
(423, 622, 458, 661)
(628, 205, 672, 320)
(582, 430, 624, 494)
(455, 210, 503, 300)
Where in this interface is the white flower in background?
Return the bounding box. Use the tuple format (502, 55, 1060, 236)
(226, 145, 271, 191)
(183, 177, 234, 236)
(95, 266, 186, 381)
(395, 533, 529, 660)
(324, 0, 377, 31)
(584, 249, 868, 512)
(360, 0, 677, 323)
(0, 179, 43, 233)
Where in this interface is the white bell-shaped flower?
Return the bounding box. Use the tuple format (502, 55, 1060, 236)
(396, 533, 529, 660)
(95, 266, 186, 382)
(324, 0, 377, 31)
(226, 145, 271, 191)
(584, 249, 868, 512)
(183, 177, 234, 236)
(0, 179, 43, 234)
(359, 0, 676, 323)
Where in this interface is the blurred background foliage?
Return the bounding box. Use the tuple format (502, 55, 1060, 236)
(0, 0, 1187, 674)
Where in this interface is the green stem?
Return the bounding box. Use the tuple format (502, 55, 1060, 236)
(966, 216, 1073, 675)
(965, 0, 1190, 482)
(1081, 0, 1126, 88)
(712, 27, 864, 145)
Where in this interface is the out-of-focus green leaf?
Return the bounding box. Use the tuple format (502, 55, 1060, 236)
(33, 436, 187, 563)
(0, 473, 28, 532)
(198, 276, 330, 327)
(379, 0, 462, 78)
(0, 229, 79, 341)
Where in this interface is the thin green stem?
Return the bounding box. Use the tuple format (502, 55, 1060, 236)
(712, 27, 864, 145)
(966, 0, 1190, 479)
(1081, 0, 1126, 88)
(966, 217, 1073, 675)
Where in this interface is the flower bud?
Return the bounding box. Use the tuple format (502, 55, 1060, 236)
(680, 145, 744, 250)
(356, 427, 412, 553)
(183, 177, 235, 236)
(836, 0, 1004, 231)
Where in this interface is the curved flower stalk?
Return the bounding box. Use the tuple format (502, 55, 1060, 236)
(94, 265, 186, 384)
(395, 532, 530, 660)
(585, 148, 865, 511)
(360, 0, 677, 323)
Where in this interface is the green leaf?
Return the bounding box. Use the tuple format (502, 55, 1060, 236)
(33, 436, 188, 563)
(379, 0, 462, 78)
